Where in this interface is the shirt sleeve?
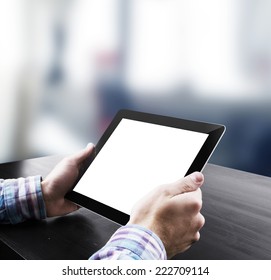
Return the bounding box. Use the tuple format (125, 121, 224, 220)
(89, 224, 167, 260)
(0, 176, 47, 224)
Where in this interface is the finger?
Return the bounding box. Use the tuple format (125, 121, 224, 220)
(168, 172, 204, 197)
(171, 189, 202, 214)
(61, 200, 80, 216)
(192, 214, 205, 242)
(192, 231, 201, 243)
(197, 212, 205, 230)
(179, 187, 202, 203)
(70, 143, 95, 164)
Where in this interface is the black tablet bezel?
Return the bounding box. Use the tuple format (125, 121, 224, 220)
(66, 109, 225, 225)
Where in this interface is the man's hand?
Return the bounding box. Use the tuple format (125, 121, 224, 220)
(41, 143, 95, 217)
(128, 172, 205, 259)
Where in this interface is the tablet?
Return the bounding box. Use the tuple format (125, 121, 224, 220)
(67, 109, 225, 224)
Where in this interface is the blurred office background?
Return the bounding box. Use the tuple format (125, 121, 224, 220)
(0, 0, 271, 177)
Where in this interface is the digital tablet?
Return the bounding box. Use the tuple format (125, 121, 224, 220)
(67, 110, 225, 224)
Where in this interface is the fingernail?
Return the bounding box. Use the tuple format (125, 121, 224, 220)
(191, 172, 203, 184)
(86, 143, 94, 149)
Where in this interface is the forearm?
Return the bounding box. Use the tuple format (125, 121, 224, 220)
(0, 176, 46, 224)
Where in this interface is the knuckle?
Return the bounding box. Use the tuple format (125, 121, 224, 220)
(62, 156, 77, 166)
(190, 199, 202, 212)
(197, 213, 205, 229)
(159, 184, 172, 197)
(194, 231, 201, 242)
(191, 231, 200, 244)
(182, 180, 193, 192)
(61, 156, 71, 164)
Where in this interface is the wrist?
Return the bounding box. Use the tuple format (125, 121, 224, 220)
(126, 223, 168, 259)
(4, 176, 46, 223)
(41, 179, 56, 217)
(41, 178, 79, 217)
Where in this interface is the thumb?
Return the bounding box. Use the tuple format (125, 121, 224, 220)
(70, 143, 95, 165)
(169, 172, 204, 197)
(61, 199, 79, 216)
(46, 199, 79, 217)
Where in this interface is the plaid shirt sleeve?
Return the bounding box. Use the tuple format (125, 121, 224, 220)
(89, 224, 167, 260)
(0, 176, 46, 224)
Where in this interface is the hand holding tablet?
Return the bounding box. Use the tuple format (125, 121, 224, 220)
(128, 171, 205, 258)
(67, 110, 225, 225)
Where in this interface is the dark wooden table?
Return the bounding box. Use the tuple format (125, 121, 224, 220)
(0, 155, 271, 260)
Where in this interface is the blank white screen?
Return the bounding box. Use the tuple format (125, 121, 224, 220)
(75, 119, 208, 214)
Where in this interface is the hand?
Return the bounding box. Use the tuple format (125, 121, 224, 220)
(128, 172, 205, 259)
(41, 143, 95, 217)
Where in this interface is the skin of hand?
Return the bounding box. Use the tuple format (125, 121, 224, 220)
(128, 171, 205, 259)
(41, 143, 95, 217)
